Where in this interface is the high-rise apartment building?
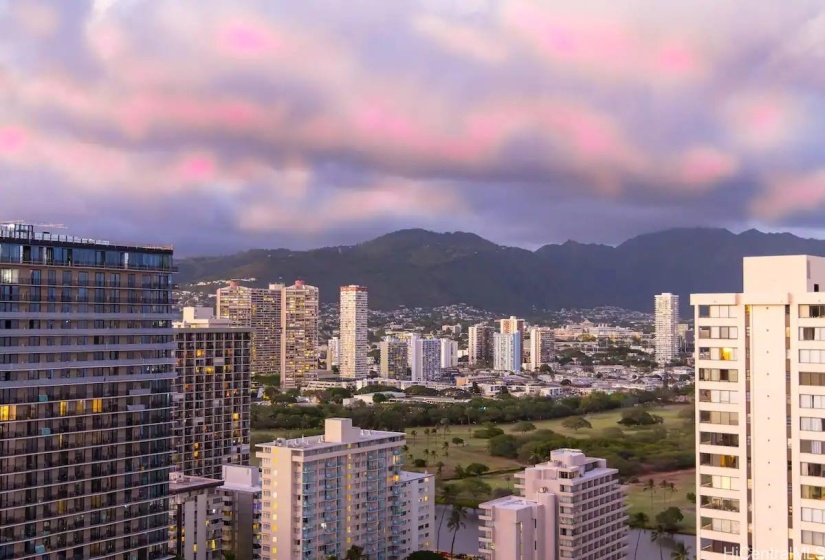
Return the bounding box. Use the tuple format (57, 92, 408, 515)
(380, 338, 408, 378)
(655, 292, 680, 364)
(691, 255, 825, 559)
(440, 338, 459, 369)
(173, 307, 252, 479)
(217, 282, 283, 376)
(479, 449, 627, 560)
(411, 338, 441, 383)
(220, 465, 262, 560)
(500, 316, 525, 359)
(257, 418, 429, 560)
(528, 327, 555, 371)
(339, 285, 368, 379)
(280, 281, 319, 388)
(398, 472, 436, 557)
(326, 336, 340, 370)
(494, 332, 521, 372)
(468, 324, 494, 366)
(0, 223, 175, 560)
(168, 472, 224, 560)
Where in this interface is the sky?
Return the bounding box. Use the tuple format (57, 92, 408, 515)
(1, 0, 824, 255)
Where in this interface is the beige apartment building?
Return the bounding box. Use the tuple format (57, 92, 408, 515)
(468, 324, 494, 366)
(257, 418, 431, 560)
(0, 223, 175, 560)
(173, 307, 252, 480)
(655, 292, 680, 364)
(691, 255, 825, 559)
(280, 280, 319, 388)
(479, 449, 627, 560)
(168, 472, 224, 560)
(380, 338, 408, 378)
(339, 285, 368, 379)
(500, 315, 525, 359)
(217, 282, 283, 376)
(528, 327, 555, 371)
(398, 471, 435, 557)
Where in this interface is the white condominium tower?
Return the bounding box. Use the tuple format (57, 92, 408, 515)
(655, 292, 680, 364)
(217, 282, 284, 376)
(280, 280, 319, 388)
(528, 327, 555, 371)
(692, 255, 825, 559)
(411, 338, 441, 383)
(500, 316, 525, 358)
(440, 338, 459, 369)
(494, 332, 521, 372)
(339, 285, 368, 379)
(257, 418, 433, 560)
(327, 336, 340, 370)
(479, 449, 627, 560)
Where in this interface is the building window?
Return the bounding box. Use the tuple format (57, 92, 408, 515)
(803, 486, 825, 501)
(802, 440, 825, 455)
(802, 418, 825, 432)
(698, 368, 738, 383)
(701, 517, 740, 534)
(700, 496, 740, 512)
(700, 474, 739, 490)
(801, 395, 825, 409)
(699, 327, 738, 339)
(698, 305, 738, 318)
(699, 411, 739, 426)
(801, 350, 825, 364)
(801, 372, 825, 387)
(698, 347, 737, 361)
(802, 508, 825, 524)
(801, 327, 825, 341)
(700, 432, 739, 447)
(700, 453, 738, 468)
(699, 390, 739, 404)
(801, 305, 825, 319)
(802, 463, 825, 477)
(802, 530, 825, 546)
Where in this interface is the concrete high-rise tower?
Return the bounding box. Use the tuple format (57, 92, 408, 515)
(468, 324, 494, 366)
(0, 223, 175, 560)
(339, 285, 368, 379)
(655, 292, 680, 364)
(494, 332, 521, 372)
(528, 327, 555, 371)
(217, 282, 283, 376)
(280, 280, 319, 388)
(692, 255, 825, 559)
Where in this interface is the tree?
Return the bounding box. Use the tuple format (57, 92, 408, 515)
(628, 512, 649, 560)
(405, 552, 443, 560)
(560, 378, 572, 386)
(686, 492, 696, 505)
(410, 429, 417, 442)
(344, 545, 365, 560)
(440, 418, 450, 435)
(451, 437, 464, 446)
(465, 463, 490, 477)
(561, 416, 593, 432)
(413, 458, 427, 468)
(644, 479, 656, 506)
(655, 507, 684, 533)
(436, 484, 459, 550)
(670, 542, 691, 560)
(373, 393, 388, 404)
(650, 525, 666, 560)
(442, 441, 449, 456)
(513, 421, 536, 432)
(447, 505, 468, 557)
(659, 479, 670, 503)
(435, 461, 444, 477)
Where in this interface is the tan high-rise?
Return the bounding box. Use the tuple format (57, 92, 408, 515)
(280, 281, 319, 388)
(500, 316, 525, 360)
(339, 285, 368, 379)
(0, 223, 175, 560)
(217, 282, 283, 376)
(479, 449, 627, 560)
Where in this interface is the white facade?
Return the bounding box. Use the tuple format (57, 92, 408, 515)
(494, 332, 521, 372)
(339, 285, 368, 378)
(327, 336, 340, 369)
(479, 449, 626, 560)
(692, 255, 825, 559)
(221, 465, 263, 560)
(411, 338, 442, 383)
(528, 327, 555, 371)
(169, 473, 225, 560)
(398, 472, 436, 557)
(257, 419, 430, 560)
(655, 292, 680, 364)
(440, 338, 459, 369)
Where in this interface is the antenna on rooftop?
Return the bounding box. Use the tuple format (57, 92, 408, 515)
(3, 221, 67, 229)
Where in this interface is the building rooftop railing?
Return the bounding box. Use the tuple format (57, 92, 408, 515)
(0, 223, 174, 251)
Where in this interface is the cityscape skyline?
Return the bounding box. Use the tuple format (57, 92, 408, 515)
(2, 2, 825, 254)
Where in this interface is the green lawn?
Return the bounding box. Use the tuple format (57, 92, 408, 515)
(625, 469, 696, 535)
(403, 426, 522, 477)
(504, 404, 691, 438)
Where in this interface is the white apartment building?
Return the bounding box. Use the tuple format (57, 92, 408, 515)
(479, 449, 626, 560)
(169, 472, 225, 560)
(494, 332, 522, 372)
(221, 465, 263, 560)
(340, 285, 368, 378)
(529, 327, 555, 371)
(440, 338, 459, 369)
(411, 338, 442, 383)
(327, 336, 340, 369)
(500, 316, 526, 358)
(398, 472, 436, 557)
(258, 418, 430, 560)
(655, 292, 680, 364)
(692, 255, 825, 559)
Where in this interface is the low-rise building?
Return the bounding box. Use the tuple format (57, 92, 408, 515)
(169, 472, 225, 560)
(221, 465, 263, 560)
(398, 472, 436, 557)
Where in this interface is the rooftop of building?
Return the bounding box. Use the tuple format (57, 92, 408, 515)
(479, 495, 536, 511)
(169, 473, 224, 494)
(400, 471, 434, 483)
(258, 418, 403, 452)
(221, 465, 262, 492)
(0, 222, 173, 252)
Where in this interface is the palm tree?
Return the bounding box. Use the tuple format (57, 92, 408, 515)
(650, 525, 665, 560)
(410, 429, 417, 443)
(442, 441, 449, 456)
(670, 542, 691, 560)
(447, 505, 468, 557)
(628, 512, 649, 560)
(659, 479, 671, 503)
(436, 486, 459, 550)
(440, 418, 450, 435)
(344, 545, 365, 560)
(436, 461, 445, 477)
(424, 427, 431, 445)
(644, 479, 656, 505)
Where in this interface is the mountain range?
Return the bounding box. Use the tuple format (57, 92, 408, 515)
(176, 227, 825, 314)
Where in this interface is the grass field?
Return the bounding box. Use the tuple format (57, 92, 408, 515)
(625, 469, 696, 535)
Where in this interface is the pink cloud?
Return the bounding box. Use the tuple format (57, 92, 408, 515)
(177, 154, 216, 183)
(675, 147, 739, 188)
(724, 94, 800, 151)
(217, 21, 283, 56)
(751, 170, 825, 221)
(413, 15, 508, 64)
(0, 127, 28, 154)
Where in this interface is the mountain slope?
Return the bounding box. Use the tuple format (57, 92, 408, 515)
(176, 228, 825, 313)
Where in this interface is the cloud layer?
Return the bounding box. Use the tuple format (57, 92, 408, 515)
(1, 0, 825, 253)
